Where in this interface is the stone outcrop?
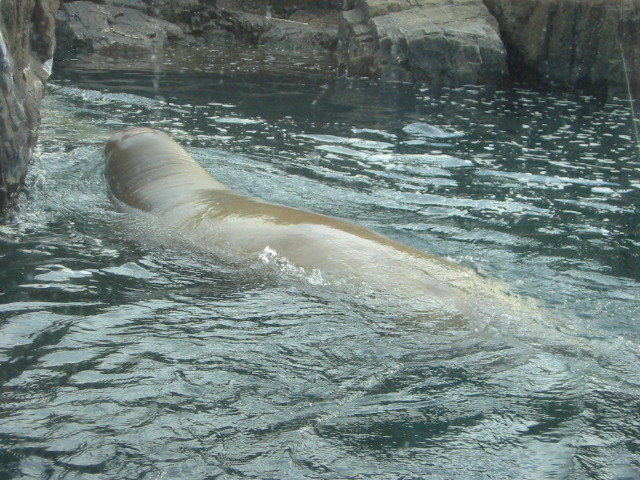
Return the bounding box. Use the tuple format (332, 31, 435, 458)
(50, 0, 640, 98)
(0, 0, 59, 211)
(484, 0, 640, 99)
(55, 1, 185, 57)
(150, 0, 340, 49)
(337, 0, 507, 85)
(145, 0, 217, 35)
(261, 15, 339, 51)
(54, 1, 339, 54)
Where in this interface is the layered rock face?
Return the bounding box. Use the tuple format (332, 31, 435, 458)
(55, 1, 185, 57)
(54, 0, 340, 54)
(337, 0, 507, 85)
(484, 0, 640, 98)
(0, 0, 59, 210)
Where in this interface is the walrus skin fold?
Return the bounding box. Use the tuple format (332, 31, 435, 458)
(104, 127, 529, 321)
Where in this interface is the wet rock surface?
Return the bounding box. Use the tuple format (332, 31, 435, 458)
(337, 0, 507, 86)
(55, 0, 340, 53)
(55, 1, 185, 57)
(52, 0, 639, 98)
(484, 0, 640, 99)
(0, 0, 59, 210)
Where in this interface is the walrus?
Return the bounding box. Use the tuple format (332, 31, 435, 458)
(104, 127, 528, 321)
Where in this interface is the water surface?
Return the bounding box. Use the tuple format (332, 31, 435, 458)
(1, 45, 639, 479)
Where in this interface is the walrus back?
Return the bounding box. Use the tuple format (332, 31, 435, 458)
(103, 127, 550, 329)
(104, 127, 229, 213)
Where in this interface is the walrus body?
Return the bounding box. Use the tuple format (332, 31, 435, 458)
(104, 127, 518, 320)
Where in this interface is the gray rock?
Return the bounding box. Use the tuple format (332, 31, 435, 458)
(484, 0, 640, 99)
(214, 9, 270, 42)
(262, 17, 338, 50)
(210, 7, 338, 49)
(0, 0, 59, 210)
(337, 0, 507, 85)
(103, 0, 158, 16)
(147, 0, 217, 33)
(55, 1, 185, 57)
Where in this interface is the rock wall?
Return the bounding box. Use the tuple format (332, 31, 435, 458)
(336, 0, 639, 98)
(484, 0, 640, 99)
(55, 1, 185, 57)
(337, 0, 507, 85)
(0, 0, 59, 211)
(55, 0, 340, 55)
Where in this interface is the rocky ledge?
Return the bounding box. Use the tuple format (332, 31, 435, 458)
(337, 0, 507, 85)
(337, 0, 638, 97)
(53, 0, 639, 99)
(55, 1, 185, 57)
(54, 0, 342, 58)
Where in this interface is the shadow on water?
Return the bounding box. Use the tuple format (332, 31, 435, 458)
(0, 44, 638, 479)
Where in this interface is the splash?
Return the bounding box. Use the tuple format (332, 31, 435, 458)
(257, 246, 327, 286)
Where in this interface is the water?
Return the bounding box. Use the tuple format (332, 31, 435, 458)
(1, 45, 639, 479)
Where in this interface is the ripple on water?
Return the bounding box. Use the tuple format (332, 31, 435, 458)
(402, 122, 464, 139)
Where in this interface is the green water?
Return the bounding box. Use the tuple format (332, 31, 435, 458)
(0, 45, 639, 479)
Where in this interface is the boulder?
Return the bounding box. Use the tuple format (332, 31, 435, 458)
(55, 1, 185, 57)
(337, 0, 507, 85)
(54, 0, 339, 53)
(214, 9, 270, 42)
(261, 14, 339, 50)
(0, 0, 59, 211)
(261, 0, 342, 18)
(212, 3, 339, 49)
(103, 0, 159, 16)
(147, 0, 217, 34)
(484, 0, 640, 99)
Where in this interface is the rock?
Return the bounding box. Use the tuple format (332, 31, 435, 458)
(207, 5, 339, 49)
(149, 0, 217, 34)
(55, 1, 185, 58)
(0, 0, 59, 211)
(54, 0, 338, 53)
(337, 0, 507, 85)
(103, 0, 159, 16)
(264, 0, 342, 19)
(214, 9, 270, 42)
(150, 0, 215, 15)
(484, 0, 640, 99)
(260, 12, 340, 50)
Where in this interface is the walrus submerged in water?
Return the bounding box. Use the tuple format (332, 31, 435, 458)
(104, 127, 528, 322)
